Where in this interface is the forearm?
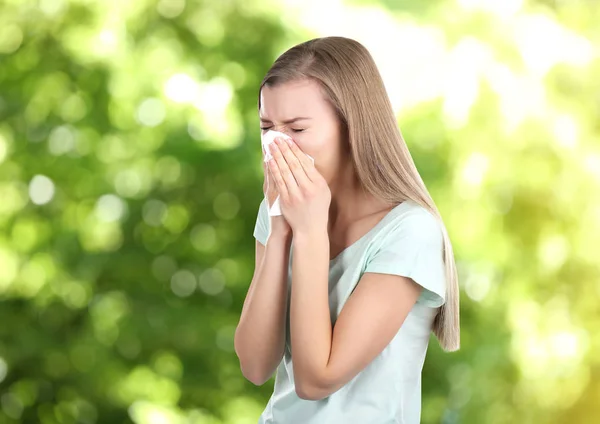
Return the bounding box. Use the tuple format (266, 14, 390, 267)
(290, 229, 332, 393)
(235, 233, 292, 384)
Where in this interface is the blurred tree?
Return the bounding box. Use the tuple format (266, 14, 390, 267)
(0, 0, 598, 423)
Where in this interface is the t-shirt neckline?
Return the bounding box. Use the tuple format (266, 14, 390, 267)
(329, 200, 410, 263)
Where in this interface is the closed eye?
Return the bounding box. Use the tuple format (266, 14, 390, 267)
(260, 127, 305, 133)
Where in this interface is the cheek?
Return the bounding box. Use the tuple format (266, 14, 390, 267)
(288, 133, 311, 153)
(291, 132, 330, 156)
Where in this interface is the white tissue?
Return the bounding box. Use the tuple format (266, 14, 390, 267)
(261, 130, 315, 217)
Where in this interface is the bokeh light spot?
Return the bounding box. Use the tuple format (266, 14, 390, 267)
(164, 73, 199, 103)
(143, 199, 168, 227)
(29, 175, 55, 205)
(95, 194, 127, 223)
(0, 133, 9, 163)
(170, 269, 196, 298)
(48, 125, 76, 156)
(157, 0, 186, 19)
(198, 268, 225, 296)
(213, 192, 240, 220)
(0, 357, 7, 383)
(216, 325, 236, 352)
(136, 98, 166, 127)
(0, 24, 23, 54)
(190, 224, 217, 252)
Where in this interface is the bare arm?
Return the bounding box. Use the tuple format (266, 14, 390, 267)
(290, 230, 424, 401)
(234, 231, 292, 385)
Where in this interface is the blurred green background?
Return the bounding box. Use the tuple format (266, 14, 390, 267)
(0, 0, 599, 423)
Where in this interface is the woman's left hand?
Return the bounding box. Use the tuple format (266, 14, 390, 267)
(267, 137, 331, 235)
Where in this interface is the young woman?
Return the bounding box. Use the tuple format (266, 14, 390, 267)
(234, 36, 460, 424)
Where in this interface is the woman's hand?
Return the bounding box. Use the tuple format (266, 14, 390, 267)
(262, 145, 292, 238)
(267, 137, 331, 236)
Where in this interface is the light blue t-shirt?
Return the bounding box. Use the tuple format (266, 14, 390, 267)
(252, 198, 446, 424)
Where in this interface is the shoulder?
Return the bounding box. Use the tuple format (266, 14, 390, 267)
(388, 201, 443, 244)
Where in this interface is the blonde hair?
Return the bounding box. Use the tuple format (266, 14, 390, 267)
(257, 36, 460, 352)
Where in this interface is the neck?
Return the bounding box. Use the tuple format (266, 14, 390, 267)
(327, 161, 366, 228)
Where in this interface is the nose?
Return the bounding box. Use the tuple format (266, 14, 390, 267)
(273, 128, 292, 138)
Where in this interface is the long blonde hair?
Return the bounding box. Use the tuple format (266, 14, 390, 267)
(257, 36, 460, 352)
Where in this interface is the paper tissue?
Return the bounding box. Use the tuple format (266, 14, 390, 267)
(261, 130, 315, 217)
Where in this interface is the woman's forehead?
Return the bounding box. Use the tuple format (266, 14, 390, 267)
(260, 81, 328, 118)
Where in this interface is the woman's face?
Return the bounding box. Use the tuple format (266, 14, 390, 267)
(259, 79, 346, 183)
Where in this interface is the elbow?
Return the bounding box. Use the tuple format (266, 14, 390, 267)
(294, 368, 342, 400)
(295, 379, 329, 401)
(235, 342, 282, 386)
(239, 359, 273, 386)
(242, 369, 269, 386)
(235, 340, 269, 386)
(247, 373, 270, 387)
(295, 385, 327, 401)
(295, 386, 319, 401)
(240, 363, 270, 386)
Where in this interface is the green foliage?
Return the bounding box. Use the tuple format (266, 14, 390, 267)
(0, 0, 598, 423)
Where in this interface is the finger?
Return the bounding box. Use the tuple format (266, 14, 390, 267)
(267, 163, 277, 189)
(269, 140, 302, 197)
(262, 160, 270, 186)
(276, 138, 312, 187)
(280, 137, 319, 183)
(268, 155, 289, 198)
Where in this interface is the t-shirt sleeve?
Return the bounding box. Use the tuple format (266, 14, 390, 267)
(363, 210, 446, 308)
(252, 197, 270, 246)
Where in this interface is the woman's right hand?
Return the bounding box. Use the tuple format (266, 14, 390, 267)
(263, 154, 292, 238)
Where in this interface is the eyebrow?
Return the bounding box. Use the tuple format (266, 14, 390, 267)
(259, 116, 312, 124)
